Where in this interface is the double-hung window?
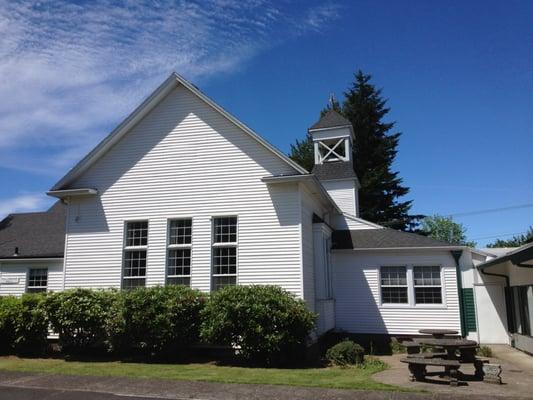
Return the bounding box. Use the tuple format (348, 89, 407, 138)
(27, 268, 48, 293)
(123, 221, 148, 289)
(212, 216, 237, 291)
(380, 266, 408, 304)
(380, 265, 443, 305)
(167, 219, 192, 286)
(413, 266, 442, 304)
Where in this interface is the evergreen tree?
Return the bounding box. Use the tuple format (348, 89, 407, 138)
(289, 71, 420, 231)
(289, 135, 314, 172)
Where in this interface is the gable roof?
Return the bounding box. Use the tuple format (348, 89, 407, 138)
(0, 202, 66, 259)
(50, 72, 308, 192)
(309, 110, 352, 131)
(312, 161, 359, 183)
(332, 228, 458, 250)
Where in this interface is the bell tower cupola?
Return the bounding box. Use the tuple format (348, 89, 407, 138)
(309, 109, 360, 217)
(309, 109, 354, 165)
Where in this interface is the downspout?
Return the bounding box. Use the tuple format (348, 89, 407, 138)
(451, 250, 467, 337)
(479, 267, 515, 334)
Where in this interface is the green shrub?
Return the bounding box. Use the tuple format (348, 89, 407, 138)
(0, 296, 19, 354)
(106, 285, 206, 356)
(45, 289, 117, 354)
(12, 293, 49, 356)
(326, 340, 365, 366)
(359, 355, 387, 370)
(201, 285, 315, 365)
(389, 338, 405, 354)
(477, 345, 493, 358)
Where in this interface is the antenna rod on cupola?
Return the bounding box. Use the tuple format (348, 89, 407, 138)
(328, 93, 335, 108)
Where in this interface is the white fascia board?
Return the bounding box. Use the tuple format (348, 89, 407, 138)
(51, 72, 307, 191)
(0, 257, 64, 262)
(309, 125, 355, 139)
(47, 188, 98, 199)
(262, 174, 342, 214)
(333, 246, 466, 252)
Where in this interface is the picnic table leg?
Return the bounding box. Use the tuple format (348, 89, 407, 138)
(408, 364, 426, 382)
(449, 366, 459, 386)
(474, 359, 485, 379)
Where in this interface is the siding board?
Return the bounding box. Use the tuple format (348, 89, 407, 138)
(333, 250, 461, 335)
(64, 85, 303, 297)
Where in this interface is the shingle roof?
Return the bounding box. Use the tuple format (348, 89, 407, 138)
(312, 161, 359, 182)
(309, 110, 352, 130)
(0, 202, 66, 259)
(332, 228, 455, 249)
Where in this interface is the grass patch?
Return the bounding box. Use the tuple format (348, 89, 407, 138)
(0, 356, 403, 391)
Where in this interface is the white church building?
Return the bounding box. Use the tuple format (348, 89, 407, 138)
(1, 73, 531, 348)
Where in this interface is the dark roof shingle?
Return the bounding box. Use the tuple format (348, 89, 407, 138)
(0, 201, 66, 259)
(332, 228, 454, 249)
(312, 161, 359, 181)
(309, 110, 352, 130)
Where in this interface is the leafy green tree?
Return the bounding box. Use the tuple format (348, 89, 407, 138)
(487, 227, 533, 248)
(420, 215, 476, 247)
(289, 70, 419, 230)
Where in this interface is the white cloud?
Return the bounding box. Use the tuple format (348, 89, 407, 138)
(0, 0, 341, 175)
(0, 193, 52, 218)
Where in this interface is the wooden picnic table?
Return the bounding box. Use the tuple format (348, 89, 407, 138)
(403, 330, 485, 385)
(417, 337, 482, 377)
(418, 329, 458, 338)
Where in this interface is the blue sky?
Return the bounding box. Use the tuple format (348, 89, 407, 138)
(0, 0, 532, 246)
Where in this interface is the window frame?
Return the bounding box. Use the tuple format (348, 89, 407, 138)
(378, 264, 446, 308)
(211, 216, 238, 291)
(379, 265, 409, 305)
(122, 219, 149, 289)
(26, 268, 48, 293)
(166, 218, 193, 286)
(413, 265, 443, 305)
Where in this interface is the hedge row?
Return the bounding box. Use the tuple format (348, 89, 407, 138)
(0, 285, 315, 364)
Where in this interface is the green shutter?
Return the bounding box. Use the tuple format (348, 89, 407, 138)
(462, 288, 477, 333)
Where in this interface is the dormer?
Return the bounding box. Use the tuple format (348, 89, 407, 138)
(309, 110, 361, 217)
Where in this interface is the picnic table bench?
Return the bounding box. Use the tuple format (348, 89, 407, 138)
(401, 357, 461, 386)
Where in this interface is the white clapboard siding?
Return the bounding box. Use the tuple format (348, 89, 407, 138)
(0, 261, 63, 296)
(63, 85, 304, 296)
(321, 180, 356, 216)
(333, 250, 461, 335)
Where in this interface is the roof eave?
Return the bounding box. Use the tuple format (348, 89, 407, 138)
(47, 188, 98, 199)
(0, 256, 64, 262)
(477, 242, 533, 270)
(333, 245, 466, 251)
